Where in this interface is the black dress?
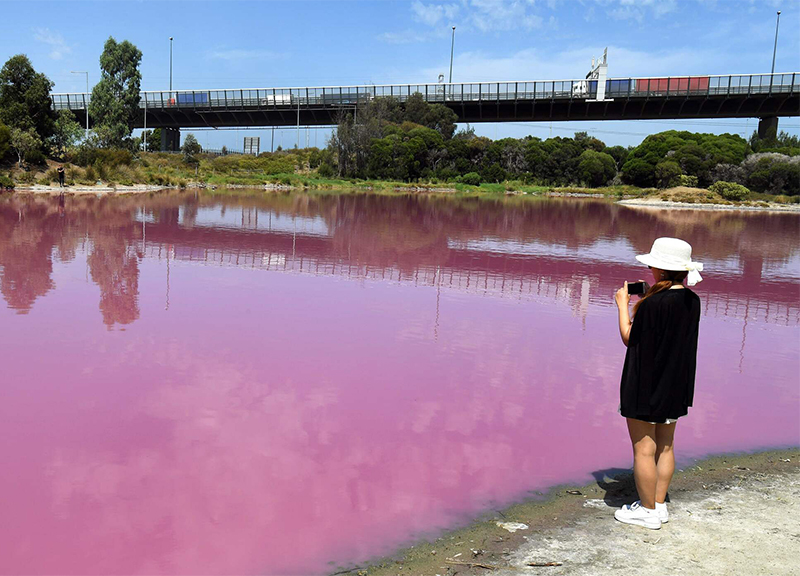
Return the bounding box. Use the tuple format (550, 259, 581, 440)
(620, 288, 701, 423)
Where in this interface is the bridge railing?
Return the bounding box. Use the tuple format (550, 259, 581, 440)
(51, 72, 798, 112)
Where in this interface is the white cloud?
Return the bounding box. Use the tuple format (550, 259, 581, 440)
(467, 0, 544, 31)
(596, 0, 678, 21)
(411, 1, 460, 26)
(33, 28, 71, 60)
(207, 49, 287, 61)
(377, 30, 444, 44)
(407, 0, 546, 32)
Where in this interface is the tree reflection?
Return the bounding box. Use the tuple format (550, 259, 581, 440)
(0, 202, 57, 313)
(88, 240, 140, 327)
(0, 191, 798, 326)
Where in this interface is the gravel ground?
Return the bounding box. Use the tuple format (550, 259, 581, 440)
(498, 469, 800, 576)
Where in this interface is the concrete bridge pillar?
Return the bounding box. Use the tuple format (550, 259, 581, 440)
(161, 127, 181, 152)
(757, 116, 778, 139)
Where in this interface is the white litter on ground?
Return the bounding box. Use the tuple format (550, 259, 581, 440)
(496, 521, 529, 533)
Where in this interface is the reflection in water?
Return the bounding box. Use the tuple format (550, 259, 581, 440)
(0, 191, 798, 575)
(2, 192, 797, 328)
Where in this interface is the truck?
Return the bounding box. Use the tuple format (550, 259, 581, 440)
(572, 79, 633, 98)
(259, 94, 293, 106)
(634, 77, 710, 95)
(174, 92, 209, 106)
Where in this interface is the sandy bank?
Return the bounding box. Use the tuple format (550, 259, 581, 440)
(352, 449, 799, 576)
(618, 197, 800, 213)
(11, 184, 170, 195)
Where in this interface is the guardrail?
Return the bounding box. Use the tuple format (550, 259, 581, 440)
(51, 73, 798, 112)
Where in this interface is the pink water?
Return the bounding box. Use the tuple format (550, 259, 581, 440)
(1, 192, 798, 574)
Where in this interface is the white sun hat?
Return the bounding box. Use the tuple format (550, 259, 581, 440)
(635, 237, 704, 286)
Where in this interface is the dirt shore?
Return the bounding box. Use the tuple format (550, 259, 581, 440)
(11, 184, 170, 195)
(618, 197, 800, 213)
(345, 448, 799, 576)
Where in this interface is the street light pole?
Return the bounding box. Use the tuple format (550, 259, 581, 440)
(71, 71, 89, 140)
(169, 37, 174, 93)
(771, 11, 781, 75)
(448, 25, 456, 97)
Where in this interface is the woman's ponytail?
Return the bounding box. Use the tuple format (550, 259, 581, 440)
(633, 270, 689, 316)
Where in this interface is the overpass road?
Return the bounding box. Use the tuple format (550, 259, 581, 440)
(51, 72, 799, 149)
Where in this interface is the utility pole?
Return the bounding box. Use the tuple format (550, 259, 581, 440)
(71, 71, 89, 139)
(771, 11, 781, 74)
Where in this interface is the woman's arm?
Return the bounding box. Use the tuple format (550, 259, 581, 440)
(615, 281, 632, 347)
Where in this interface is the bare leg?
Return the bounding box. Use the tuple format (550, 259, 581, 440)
(626, 418, 657, 509)
(654, 422, 677, 504)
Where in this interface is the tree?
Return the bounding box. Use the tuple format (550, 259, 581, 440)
(578, 150, 617, 187)
(89, 37, 142, 148)
(181, 133, 201, 164)
(605, 145, 629, 169)
(141, 128, 162, 152)
(10, 127, 41, 166)
(0, 121, 10, 160)
(0, 55, 56, 143)
(655, 160, 682, 188)
(425, 103, 457, 139)
(51, 110, 83, 157)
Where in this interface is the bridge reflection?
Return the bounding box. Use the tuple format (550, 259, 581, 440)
(0, 192, 797, 330)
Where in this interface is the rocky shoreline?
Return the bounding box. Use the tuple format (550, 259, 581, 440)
(345, 448, 799, 576)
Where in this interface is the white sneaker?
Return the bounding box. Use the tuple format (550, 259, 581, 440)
(655, 501, 669, 523)
(614, 500, 662, 529)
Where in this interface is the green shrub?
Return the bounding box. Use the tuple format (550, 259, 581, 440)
(83, 165, 97, 182)
(68, 146, 133, 168)
(26, 149, 47, 165)
(45, 167, 60, 182)
(0, 174, 15, 189)
(317, 162, 336, 178)
(18, 171, 36, 183)
(709, 181, 750, 201)
(679, 174, 699, 187)
(458, 172, 482, 186)
(36, 177, 51, 185)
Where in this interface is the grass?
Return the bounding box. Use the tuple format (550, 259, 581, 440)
(3, 152, 797, 206)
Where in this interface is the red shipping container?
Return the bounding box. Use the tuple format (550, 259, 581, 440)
(635, 77, 710, 94)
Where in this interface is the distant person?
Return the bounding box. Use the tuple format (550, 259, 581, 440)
(57, 165, 65, 187)
(613, 237, 703, 530)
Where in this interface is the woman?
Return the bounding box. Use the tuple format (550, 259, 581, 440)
(613, 237, 703, 530)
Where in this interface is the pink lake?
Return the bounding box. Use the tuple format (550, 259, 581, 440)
(0, 192, 798, 575)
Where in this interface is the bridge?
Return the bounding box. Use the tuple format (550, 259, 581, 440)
(51, 72, 799, 150)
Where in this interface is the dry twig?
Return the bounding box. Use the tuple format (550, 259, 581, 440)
(445, 559, 499, 570)
(526, 561, 563, 567)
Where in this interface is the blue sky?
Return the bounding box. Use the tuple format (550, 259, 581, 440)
(2, 0, 799, 150)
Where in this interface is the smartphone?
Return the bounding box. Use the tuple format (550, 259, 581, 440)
(627, 281, 648, 296)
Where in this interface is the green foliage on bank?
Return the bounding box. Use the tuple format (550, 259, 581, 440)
(709, 181, 750, 201)
(621, 131, 748, 187)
